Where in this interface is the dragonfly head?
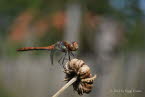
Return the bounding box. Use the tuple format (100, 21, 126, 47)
(71, 41, 79, 51)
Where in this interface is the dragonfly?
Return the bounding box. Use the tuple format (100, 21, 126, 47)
(17, 41, 78, 67)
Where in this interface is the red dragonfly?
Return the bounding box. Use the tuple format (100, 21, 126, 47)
(17, 41, 78, 67)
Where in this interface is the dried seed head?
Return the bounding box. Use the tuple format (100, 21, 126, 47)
(64, 58, 97, 95)
(78, 65, 90, 79)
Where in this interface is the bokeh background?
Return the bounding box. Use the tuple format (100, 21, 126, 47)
(0, 0, 145, 97)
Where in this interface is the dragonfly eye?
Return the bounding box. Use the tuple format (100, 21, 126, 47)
(72, 42, 78, 50)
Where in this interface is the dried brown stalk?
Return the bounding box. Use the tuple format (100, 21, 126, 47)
(52, 77, 77, 97)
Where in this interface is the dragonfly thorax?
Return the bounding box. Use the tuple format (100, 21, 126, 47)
(55, 41, 68, 52)
(60, 45, 68, 52)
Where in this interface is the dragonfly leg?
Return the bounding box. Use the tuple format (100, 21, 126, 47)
(58, 54, 65, 66)
(62, 52, 67, 65)
(68, 51, 71, 61)
(70, 52, 75, 57)
(69, 51, 77, 59)
(58, 52, 67, 68)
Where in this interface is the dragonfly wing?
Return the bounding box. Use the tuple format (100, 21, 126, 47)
(50, 50, 55, 65)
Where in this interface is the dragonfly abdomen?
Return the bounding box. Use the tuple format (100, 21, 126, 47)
(17, 46, 55, 51)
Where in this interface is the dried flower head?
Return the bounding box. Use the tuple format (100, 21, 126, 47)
(64, 58, 97, 95)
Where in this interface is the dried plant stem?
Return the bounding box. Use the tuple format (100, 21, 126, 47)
(52, 77, 77, 97)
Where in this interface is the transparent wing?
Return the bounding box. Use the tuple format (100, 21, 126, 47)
(50, 50, 55, 65)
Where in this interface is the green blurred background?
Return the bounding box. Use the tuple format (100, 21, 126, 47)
(0, 0, 145, 97)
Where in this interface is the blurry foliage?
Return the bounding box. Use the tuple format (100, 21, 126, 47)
(86, 0, 145, 51)
(0, 0, 145, 57)
(86, 0, 111, 14)
(0, 84, 12, 97)
(125, 20, 145, 50)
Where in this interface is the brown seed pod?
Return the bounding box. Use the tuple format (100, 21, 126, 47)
(81, 75, 97, 83)
(64, 58, 97, 95)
